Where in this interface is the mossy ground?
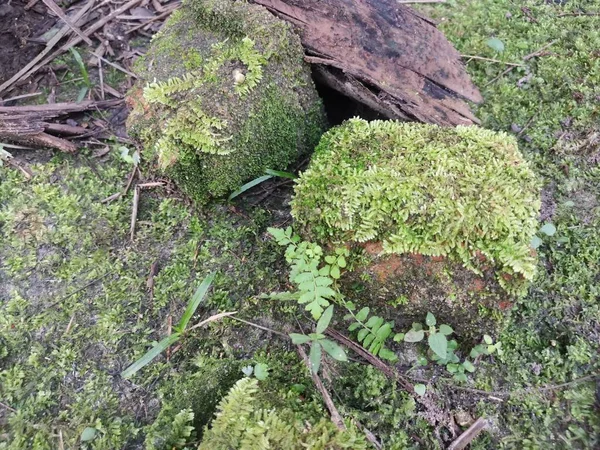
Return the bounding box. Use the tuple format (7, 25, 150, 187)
(1, 0, 599, 449)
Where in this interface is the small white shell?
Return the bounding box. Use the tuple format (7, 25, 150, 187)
(233, 69, 246, 85)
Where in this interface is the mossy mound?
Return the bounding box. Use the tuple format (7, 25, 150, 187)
(199, 377, 367, 449)
(126, 0, 326, 203)
(292, 118, 541, 335)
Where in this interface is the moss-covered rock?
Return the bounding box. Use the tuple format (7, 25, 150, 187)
(291, 118, 541, 336)
(126, 0, 327, 203)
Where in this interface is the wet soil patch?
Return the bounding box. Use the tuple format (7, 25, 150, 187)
(0, 1, 56, 88)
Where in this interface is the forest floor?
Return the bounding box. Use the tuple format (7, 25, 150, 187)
(1, 0, 599, 449)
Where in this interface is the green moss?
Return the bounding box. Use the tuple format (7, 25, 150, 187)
(292, 118, 541, 294)
(127, 0, 326, 204)
(198, 377, 367, 449)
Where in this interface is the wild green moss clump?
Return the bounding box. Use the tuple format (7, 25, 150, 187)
(199, 378, 367, 449)
(292, 118, 541, 295)
(127, 0, 326, 203)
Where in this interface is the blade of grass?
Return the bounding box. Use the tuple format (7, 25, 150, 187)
(228, 175, 273, 200)
(265, 169, 297, 179)
(121, 333, 180, 378)
(176, 272, 215, 332)
(69, 47, 90, 87)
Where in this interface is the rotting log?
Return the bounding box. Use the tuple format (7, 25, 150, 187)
(250, 0, 482, 126)
(0, 99, 122, 152)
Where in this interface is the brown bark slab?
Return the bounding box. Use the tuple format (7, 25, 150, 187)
(0, 99, 121, 152)
(251, 0, 482, 126)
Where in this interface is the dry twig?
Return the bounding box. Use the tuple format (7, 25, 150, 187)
(296, 345, 346, 431)
(41, 0, 94, 45)
(447, 417, 489, 450)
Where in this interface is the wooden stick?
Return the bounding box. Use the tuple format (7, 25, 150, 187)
(296, 345, 346, 431)
(0, 99, 121, 114)
(90, 53, 138, 78)
(461, 55, 523, 66)
(130, 185, 140, 241)
(0, 0, 95, 95)
(485, 40, 557, 87)
(125, 2, 181, 34)
(447, 417, 488, 450)
(41, 0, 94, 45)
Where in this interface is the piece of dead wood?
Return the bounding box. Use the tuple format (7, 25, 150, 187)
(41, 0, 94, 45)
(447, 417, 489, 450)
(0, 99, 122, 152)
(296, 344, 346, 431)
(130, 185, 140, 241)
(251, 0, 482, 126)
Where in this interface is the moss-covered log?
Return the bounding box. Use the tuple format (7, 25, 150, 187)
(291, 118, 541, 336)
(126, 0, 327, 203)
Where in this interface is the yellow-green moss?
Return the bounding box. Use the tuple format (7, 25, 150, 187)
(127, 0, 326, 203)
(198, 378, 367, 449)
(292, 118, 541, 295)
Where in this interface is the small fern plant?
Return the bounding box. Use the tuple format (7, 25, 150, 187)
(266, 227, 348, 319)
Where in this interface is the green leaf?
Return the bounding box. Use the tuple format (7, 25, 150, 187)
(324, 255, 336, 264)
(365, 315, 381, 328)
(316, 305, 334, 334)
(228, 175, 273, 200)
(69, 47, 90, 87)
(76, 86, 88, 103)
(265, 169, 297, 179)
(428, 332, 448, 359)
(425, 312, 436, 326)
(315, 286, 336, 298)
(363, 333, 376, 348)
(462, 360, 476, 373)
(483, 335, 493, 345)
(320, 339, 347, 361)
(454, 373, 468, 383)
(267, 227, 288, 244)
(403, 329, 424, 342)
(378, 348, 398, 362)
(357, 328, 369, 342)
(412, 322, 423, 331)
(241, 365, 254, 376)
(348, 322, 360, 332)
(540, 223, 557, 236)
(531, 235, 543, 249)
(176, 273, 215, 331)
(439, 324, 453, 336)
(289, 333, 312, 344)
(81, 427, 96, 442)
(330, 264, 341, 279)
(337, 255, 347, 268)
(308, 333, 325, 340)
(470, 347, 481, 358)
(414, 384, 426, 396)
(393, 333, 405, 342)
(486, 37, 505, 52)
(121, 333, 180, 378)
(254, 363, 269, 380)
(356, 307, 370, 322)
(309, 342, 322, 374)
(369, 317, 384, 334)
(376, 323, 392, 340)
